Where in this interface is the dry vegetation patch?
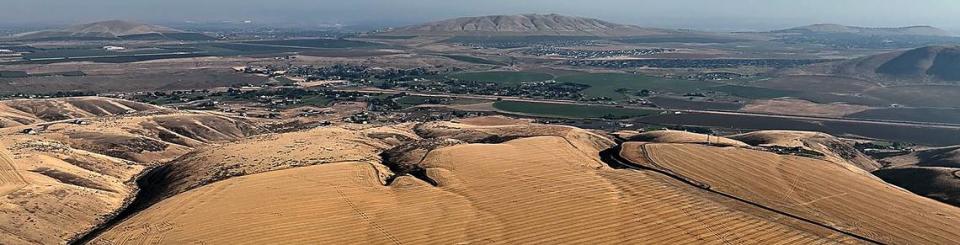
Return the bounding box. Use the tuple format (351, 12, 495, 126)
(741, 98, 871, 117)
(629, 143, 960, 244)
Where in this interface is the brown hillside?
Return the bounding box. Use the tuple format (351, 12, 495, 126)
(88, 120, 960, 244)
(873, 167, 960, 207)
(0, 97, 167, 128)
(11, 20, 186, 40)
(0, 101, 259, 244)
(620, 143, 960, 244)
(623, 129, 749, 147)
(93, 135, 856, 244)
(731, 130, 882, 172)
(877, 146, 960, 207)
(391, 14, 674, 37)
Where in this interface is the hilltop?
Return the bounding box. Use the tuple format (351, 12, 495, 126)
(775, 24, 951, 37)
(832, 45, 960, 81)
(389, 14, 676, 37)
(10, 20, 212, 40)
(2, 98, 960, 244)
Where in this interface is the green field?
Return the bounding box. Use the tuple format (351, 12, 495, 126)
(555, 73, 716, 100)
(450, 71, 555, 85)
(440, 55, 506, 66)
(396, 95, 491, 108)
(493, 101, 654, 119)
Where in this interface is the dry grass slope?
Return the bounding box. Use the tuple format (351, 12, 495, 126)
(0, 146, 28, 196)
(92, 136, 853, 244)
(731, 130, 882, 172)
(627, 143, 960, 244)
(626, 130, 749, 147)
(0, 97, 167, 128)
(0, 100, 262, 244)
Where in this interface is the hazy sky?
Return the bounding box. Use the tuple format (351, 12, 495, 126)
(3, 0, 960, 32)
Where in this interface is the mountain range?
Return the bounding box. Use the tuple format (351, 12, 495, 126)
(775, 24, 951, 37)
(389, 14, 678, 37)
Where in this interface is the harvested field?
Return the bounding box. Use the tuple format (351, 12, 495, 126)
(93, 135, 855, 244)
(742, 98, 870, 118)
(626, 143, 960, 244)
(625, 130, 749, 147)
(730, 130, 881, 171)
(0, 146, 27, 196)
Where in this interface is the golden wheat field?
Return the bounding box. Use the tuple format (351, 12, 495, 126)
(3, 98, 960, 245)
(92, 136, 859, 244)
(628, 143, 960, 244)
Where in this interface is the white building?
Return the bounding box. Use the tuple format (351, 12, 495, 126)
(102, 46, 126, 51)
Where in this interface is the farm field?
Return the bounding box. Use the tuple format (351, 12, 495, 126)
(629, 143, 960, 244)
(0, 147, 26, 196)
(396, 95, 490, 108)
(751, 75, 879, 93)
(865, 85, 960, 108)
(847, 108, 960, 124)
(0, 69, 267, 93)
(648, 96, 743, 111)
(555, 73, 717, 100)
(635, 111, 960, 146)
(241, 38, 383, 49)
(439, 55, 506, 65)
(449, 71, 554, 85)
(92, 133, 856, 244)
(709, 85, 799, 99)
(493, 100, 653, 119)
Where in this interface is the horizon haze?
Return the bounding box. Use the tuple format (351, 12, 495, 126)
(3, 0, 960, 32)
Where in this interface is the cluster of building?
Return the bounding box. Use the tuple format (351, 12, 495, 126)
(523, 47, 676, 59)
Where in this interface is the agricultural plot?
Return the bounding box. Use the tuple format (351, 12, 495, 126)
(865, 85, 960, 108)
(11, 47, 213, 64)
(709, 85, 799, 99)
(0, 147, 27, 196)
(241, 39, 383, 49)
(396, 95, 489, 108)
(493, 101, 653, 119)
(439, 55, 506, 65)
(635, 143, 960, 244)
(847, 108, 960, 125)
(648, 96, 743, 111)
(555, 73, 716, 100)
(92, 135, 846, 244)
(635, 111, 960, 146)
(449, 71, 554, 86)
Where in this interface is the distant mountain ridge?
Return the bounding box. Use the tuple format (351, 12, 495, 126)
(776, 24, 951, 37)
(10, 20, 212, 40)
(389, 14, 677, 37)
(832, 45, 960, 81)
